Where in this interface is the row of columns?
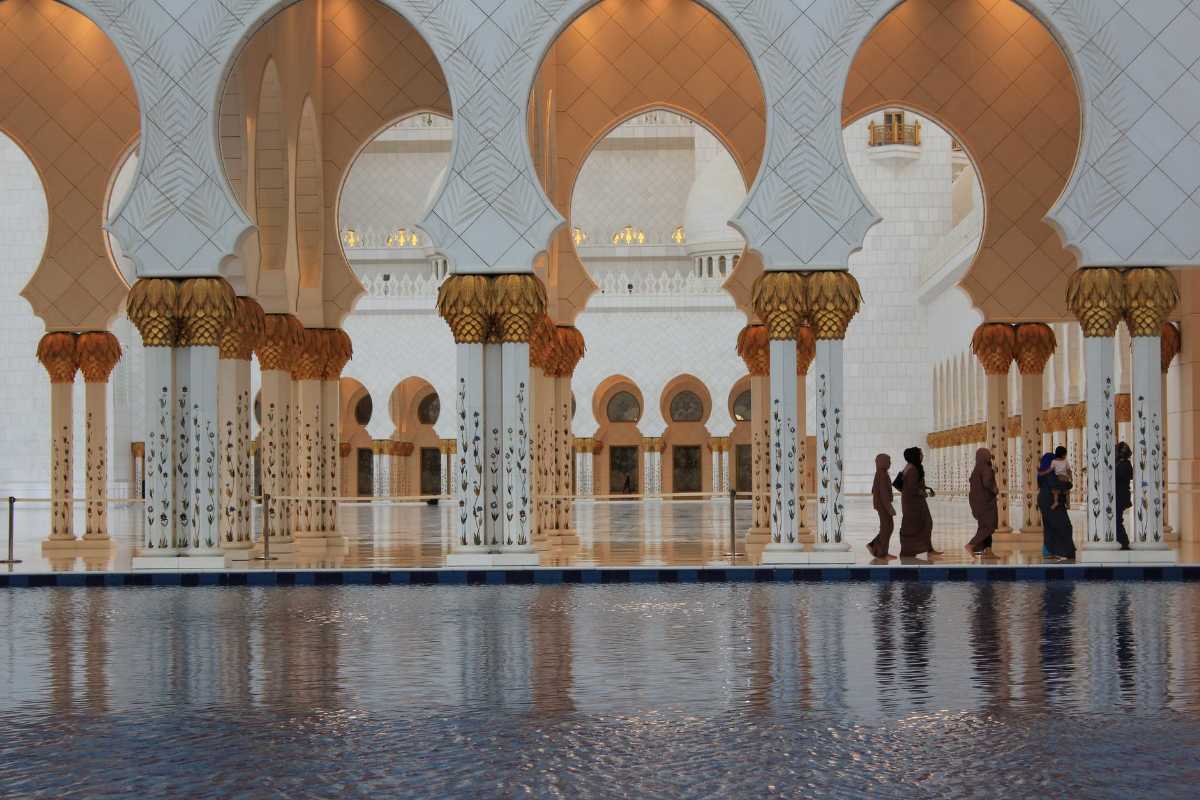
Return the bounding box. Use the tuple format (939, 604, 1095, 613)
(118, 278, 351, 565)
(36, 332, 122, 549)
(748, 270, 861, 564)
(531, 315, 585, 552)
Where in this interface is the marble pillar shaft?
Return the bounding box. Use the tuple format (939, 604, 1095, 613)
(749, 374, 771, 535)
(83, 381, 108, 540)
(985, 373, 1011, 531)
(1084, 336, 1118, 547)
(218, 358, 243, 547)
(454, 343, 488, 550)
(294, 379, 324, 537)
(768, 339, 799, 546)
(813, 340, 847, 548)
(1019, 373, 1043, 533)
(321, 379, 339, 532)
(142, 347, 175, 552)
(1131, 336, 1165, 547)
(176, 346, 220, 554)
(260, 369, 292, 542)
(49, 381, 74, 541)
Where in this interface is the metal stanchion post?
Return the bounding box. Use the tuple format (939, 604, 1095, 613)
(1, 496, 21, 565)
(254, 493, 276, 563)
(729, 488, 736, 564)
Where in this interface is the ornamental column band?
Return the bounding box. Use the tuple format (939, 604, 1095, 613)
(1161, 322, 1181, 538)
(972, 323, 1016, 533)
(807, 271, 862, 560)
(77, 332, 122, 545)
(737, 324, 771, 548)
(796, 325, 816, 544)
(126, 279, 179, 556)
(255, 313, 304, 551)
(36, 333, 79, 548)
(218, 297, 264, 555)
(1067, 268, 1125, 554)
(320, 329, 353, 537)
(1124, 268, 1179, 556)
(751, 272, 805, 559)
(1013, 323, 1056, 536)
(175, 278, 236, 560)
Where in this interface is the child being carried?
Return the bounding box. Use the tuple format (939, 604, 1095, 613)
(1049, 445, 1072, 510)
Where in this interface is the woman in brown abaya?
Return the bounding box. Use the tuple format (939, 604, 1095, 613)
(898, 447, 939, 558)
(966, 447, 998, 557)
(867, 453, 897, 559)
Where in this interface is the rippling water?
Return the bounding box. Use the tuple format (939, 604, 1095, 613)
(2, 583, 1199, 798)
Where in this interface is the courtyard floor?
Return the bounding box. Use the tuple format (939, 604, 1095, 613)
(2, 496, 1196, 575)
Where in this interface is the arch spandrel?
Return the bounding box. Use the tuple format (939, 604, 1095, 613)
(1, 0, 139, 332)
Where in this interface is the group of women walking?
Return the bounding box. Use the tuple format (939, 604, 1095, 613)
(867, 446, 1076, 561)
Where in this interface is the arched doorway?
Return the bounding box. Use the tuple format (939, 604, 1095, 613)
(593, 379, 645, 497)
(660, 376, 713, 497)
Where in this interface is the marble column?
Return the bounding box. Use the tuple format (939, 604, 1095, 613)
(218, 297, 264, 556)
(807, 271, 861, 561)
(1124, 268, 1179, 558)
(320, 330, 352, 538)
(439, 440, 453, 497)
(77, 332, 122, 545)
(1013, 323, 1056, 535)
(174, 278, 236, 561)
(796, 326, 815, 542)
(1068, 268, 1125, 558)
(255, 313, 304, 551)
(1161, 323, 1180, 539)
(36, 333, 78, 548)
(126, 279, 179, 557)
(575, 440, 594, 498)
(292, 328, 326, 544)
(972, 323, 1016, 533)
(548, 327, 584, 549)
(752, 273, 805, 560)
(494, 275, 545, 563)
(738, 325, 771, 547)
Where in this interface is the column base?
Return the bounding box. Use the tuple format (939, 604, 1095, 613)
(131, 554, 228, 570)
(255, 538, 295, 555)
(536, 529, 580, 551)
(1079, 546, 1179, 564)
(78, 535, 112, 550)
(796, 528, 816, 546)
(746, 527, 771, 546)
(760, 543, 809, 565)
(223, 540, 254, 561)
(446, 550, 541, 567)
(41, 537, 79, 552)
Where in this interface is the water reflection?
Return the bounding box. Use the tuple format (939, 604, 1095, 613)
(4, 582, 1200, 797)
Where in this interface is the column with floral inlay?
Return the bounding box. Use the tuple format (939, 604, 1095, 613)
(77, 332, 122, 546)
(36, 333, 78, 549)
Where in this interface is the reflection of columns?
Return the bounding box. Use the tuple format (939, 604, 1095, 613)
(574, 438, 596, 498)
(439, 439, 454, 497)
(77, 332, 122, 544)
(753, 272, 804, 554)
(1013, 324, 1056, 535)
(808, 272, 860, 557)
(796, 326, 815, 541)
(973, 323, 1015, 532)
(1161, 323, 1180, 538)
(642, 438, 662, 498)
(218, 298, 264, 553)
(127, 279, 178, 555)
(1068, 268, 1124, 555)
(37, 333, 78, 546)
(1125, 268, 1178, 554)
(175, 278, 236, 558)
(255, 314, 304, 548)
(738, 325, 771, 545)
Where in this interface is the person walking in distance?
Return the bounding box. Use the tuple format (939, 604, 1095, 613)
(868, 453, 897, 560)
(1115, 441, 1133, 550)
(898, 447, 939, 558)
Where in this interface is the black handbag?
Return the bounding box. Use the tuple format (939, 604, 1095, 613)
(892, 471, 904, 491)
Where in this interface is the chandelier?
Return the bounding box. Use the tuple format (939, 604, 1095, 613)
(387, 228, 420, 248)
(671, 225, 685, 244)
(611, 224, 646, 245)
(341, 227, 361, 248)
(572, 226, 588, 247)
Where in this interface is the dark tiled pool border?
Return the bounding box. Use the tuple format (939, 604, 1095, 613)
(2, 565, 1199, 588)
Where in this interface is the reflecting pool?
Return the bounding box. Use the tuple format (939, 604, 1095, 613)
(2, 583, 1200, 797)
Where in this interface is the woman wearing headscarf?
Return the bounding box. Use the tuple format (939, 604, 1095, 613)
(868, 453, 897, 559)
(898, 447, 939, 558)
(1039, 451, 1077, 560)
(966, 447, 998, 556)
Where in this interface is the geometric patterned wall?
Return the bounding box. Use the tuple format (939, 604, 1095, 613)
(845, 0, 1081, 322)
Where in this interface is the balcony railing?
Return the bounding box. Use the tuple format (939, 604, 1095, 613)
(868, 120, 922, 147)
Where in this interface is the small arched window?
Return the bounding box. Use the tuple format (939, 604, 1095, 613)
(670, 390, 704, 422)
(354, 394, 373, 426)
(607, 391, 641, 423)
(732, 390, 752, 422)
(417, 393, 440, 425)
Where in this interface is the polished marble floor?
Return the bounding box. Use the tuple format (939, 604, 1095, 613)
(3, 495, 1195, 574)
